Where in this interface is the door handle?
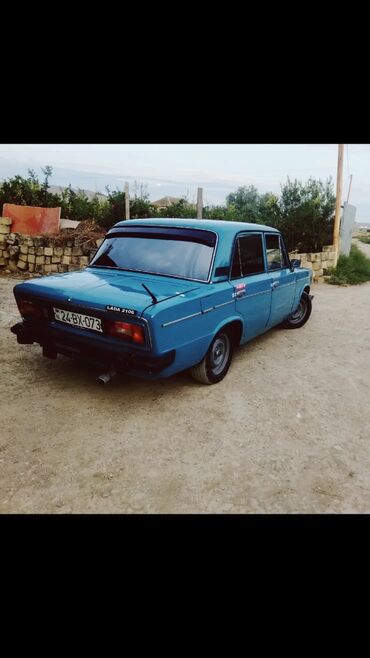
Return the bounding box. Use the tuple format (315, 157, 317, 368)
(271, 281, 280, 289)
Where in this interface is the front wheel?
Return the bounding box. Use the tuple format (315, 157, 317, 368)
(282, 291, 312, 329)
(190, 330, 233, 384)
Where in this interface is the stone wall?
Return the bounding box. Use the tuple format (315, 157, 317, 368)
(1, 216, 338, 281)
(0, 218, 102, 275)
(289, 245, 338, 282)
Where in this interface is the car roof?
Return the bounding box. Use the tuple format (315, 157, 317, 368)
(111, 218, 280, 234)
(109, 218, 281, 282)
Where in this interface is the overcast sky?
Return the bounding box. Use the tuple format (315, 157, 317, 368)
(0, 144, 369, 221)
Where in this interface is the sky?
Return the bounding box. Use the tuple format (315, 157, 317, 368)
(0, 144, 369, 221)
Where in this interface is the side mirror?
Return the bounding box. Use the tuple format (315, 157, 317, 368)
(290, 258, 301, 270)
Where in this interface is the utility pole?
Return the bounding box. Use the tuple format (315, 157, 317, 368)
(333, 144, 344, 264)
(197, 187, 203, 219)
(125, 182, 130, 220)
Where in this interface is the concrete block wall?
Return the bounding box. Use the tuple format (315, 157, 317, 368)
(0, 218, 103, 275)
(289, 245, 338, 282)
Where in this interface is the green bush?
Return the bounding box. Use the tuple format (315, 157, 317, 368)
(59, 185, 106, 223)
(0, 166, 61, 209)
(358, 236, 370, 244)
(327, 244, 370, 285)
(277, 178, 335, 253)
(212, 179, 335, 253)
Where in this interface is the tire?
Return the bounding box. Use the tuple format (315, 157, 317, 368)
(282, 291, 312, 329)
(190, 330, 233, 384)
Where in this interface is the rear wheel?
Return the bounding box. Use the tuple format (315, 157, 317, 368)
(190, 330, 232, 384)
(282, 292, 312, 329)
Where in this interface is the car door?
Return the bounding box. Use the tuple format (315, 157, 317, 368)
(230, 232, 272, 341)
(264, 233, 296, 327)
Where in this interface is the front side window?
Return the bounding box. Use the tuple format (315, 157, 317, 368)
(231, 234, 265, 279)
(265, 234, 288, 270)
(89, 227, 216, 282)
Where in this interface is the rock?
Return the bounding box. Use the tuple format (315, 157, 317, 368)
(8, 246, 19, 258)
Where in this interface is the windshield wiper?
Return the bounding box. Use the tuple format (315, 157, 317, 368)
(142, 283, 158, 304)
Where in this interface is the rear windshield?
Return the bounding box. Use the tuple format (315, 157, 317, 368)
(89, 227, 217, 282)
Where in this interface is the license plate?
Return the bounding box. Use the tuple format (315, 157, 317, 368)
(53, 307, 102, 332)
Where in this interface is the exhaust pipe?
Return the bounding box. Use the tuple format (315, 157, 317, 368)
(10, 322, 34, 344)
(43, 346, 57, 359)
(97, 368, 117, 385)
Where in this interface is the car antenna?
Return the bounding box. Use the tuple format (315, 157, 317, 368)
(142, 283, 158, 304)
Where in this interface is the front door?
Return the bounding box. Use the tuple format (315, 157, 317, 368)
(264, 233, 296, 327)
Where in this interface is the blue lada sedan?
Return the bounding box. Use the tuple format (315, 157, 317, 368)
(11, 219, 313, 384)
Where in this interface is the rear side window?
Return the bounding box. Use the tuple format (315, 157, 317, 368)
(265, 234, 288, 270)
(231, 234, 265, 278)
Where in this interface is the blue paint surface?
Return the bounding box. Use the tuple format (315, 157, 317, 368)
(12, 219, 312, 379)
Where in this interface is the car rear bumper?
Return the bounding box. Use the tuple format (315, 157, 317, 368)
(10, 321, 175, 375)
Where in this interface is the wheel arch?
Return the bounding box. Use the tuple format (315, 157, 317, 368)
(211, 316, 244, 348)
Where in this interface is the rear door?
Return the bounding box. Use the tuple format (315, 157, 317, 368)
(231, 232, 271, 341)
(264, 233, 296, 327)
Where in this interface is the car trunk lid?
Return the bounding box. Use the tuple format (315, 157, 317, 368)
(14, 267, 200, 316)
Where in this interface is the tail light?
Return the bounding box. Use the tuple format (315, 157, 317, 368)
(105, 320, 145, 345)
(17, 299, 43, 319)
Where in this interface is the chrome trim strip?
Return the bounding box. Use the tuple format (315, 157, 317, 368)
(240, 289, 271, 300)
(162, 298, 236, 326)
(139, 316, 153, 350)
(162, 311, 202, 327)
(277, 282, 296, 289)
(214, 300, 235, 309)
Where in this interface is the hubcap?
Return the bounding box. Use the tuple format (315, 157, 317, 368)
(209, 335, 230, 375)
(289, 300, 307, 324)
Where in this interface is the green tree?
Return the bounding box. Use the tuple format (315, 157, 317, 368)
(225, 185, 262, 222)
(278, 177, 335, 252)
(59, 185, 105, 223)
(130, 181, 156, 219)
(0, 167, 60, 209)
(156, 197, 195, 219)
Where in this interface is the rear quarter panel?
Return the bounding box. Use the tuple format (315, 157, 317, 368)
(143, 282, 241, 374)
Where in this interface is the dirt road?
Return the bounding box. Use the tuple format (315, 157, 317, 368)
(354, 237, 370, 258)
(1, 273, 370, 513)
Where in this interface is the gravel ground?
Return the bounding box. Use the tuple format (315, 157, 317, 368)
(1, 260, 370, 513)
